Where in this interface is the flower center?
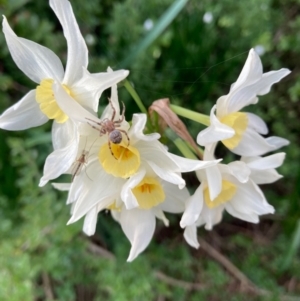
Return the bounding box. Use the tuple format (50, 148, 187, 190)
(220, 112, 248, 149)
(204, 180, 237, 209)
(99, 141, 140, 178)
(107, 202, 121, 211)
(36, 79, 71, 123)
(132, 177, 165, 209)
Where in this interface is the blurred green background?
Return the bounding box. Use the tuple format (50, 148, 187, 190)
(0, 0, 299, 300)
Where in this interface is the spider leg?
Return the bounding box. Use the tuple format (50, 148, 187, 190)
(119, 129, 130, 146)
(87, 121, 101, 132)
(108, 98, 116, 121)
(85, 117, 104, 126)
(86, 122, 107, 137)
(108, 139, 118, 160)
(117, 101, 125, 123)
(71, 164, 80, 182)
(84, 162, 93, 182)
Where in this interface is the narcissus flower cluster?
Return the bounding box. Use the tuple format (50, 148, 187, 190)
(0, 0, 290, 261)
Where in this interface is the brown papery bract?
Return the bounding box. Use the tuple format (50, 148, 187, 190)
(149, 98, 202, 159)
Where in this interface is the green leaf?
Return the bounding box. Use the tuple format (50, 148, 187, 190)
(120, 0, 189, 68)
(281, 219, 300, 271)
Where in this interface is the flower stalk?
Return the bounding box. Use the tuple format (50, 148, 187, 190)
(124, 79, 148, 114)
(170, 104, 210, 126)
(173, 138, 198, 160)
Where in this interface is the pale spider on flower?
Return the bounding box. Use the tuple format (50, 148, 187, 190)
(86, 99, 130, 160)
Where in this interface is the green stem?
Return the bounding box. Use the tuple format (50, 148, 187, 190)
(124, 80, 147, 114)
(173, 138, 198, 160)
(170, 104, 210, 126)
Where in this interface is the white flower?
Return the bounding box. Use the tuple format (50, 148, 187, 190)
(80, 178, 189, 262)
(0, 0, 129, 186)
(51, 81, 220, 257)
(180, 146, 275, 248)
(197, 49, 290, 156)
(52, 80, 219, 225)
(114, 180, 189, 262)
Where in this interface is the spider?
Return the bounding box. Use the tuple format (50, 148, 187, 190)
(86, 99, 130, 160)
(71, 137, 97, 181)
(71, 149, 89, 182)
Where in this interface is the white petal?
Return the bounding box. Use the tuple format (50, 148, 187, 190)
(225, 161, 250, 183)
(249, 169, 283, 184)
(228, 180, 274, 219)
(152, 208, 169, 226)
(101, 79, 120, 120)
(226, 86, 258, 114)
(265, 136, 289, 151)
(246, 112, 268, 135)
(39, 121, 79, 186)
(70, 202, 76, 215)
(168, 153, 221, 173)
(245, 153, 286, 170)
(120, 169, 146, 210)
(231, 49, 263, 92)
(159, 183, 189, 213)
(197, 105, 235, 146)
(147, 161, 185, 188)
(52, 182, 71, 191)
(67, 168, 86, 204)
(226, 69, 290, 113)
(0, 90, 48, 130)
(196, 203, 224, 230)
(206, 165, 222, 200)
(184, 225, 200, 249)
(69, 166, 124, 223)
(203, 144, 217, 160)
(72, 68, 129, 112)
(257, 69, 291, 95)
(225, 203, 259, 223)
(129, 114, 160, 144)
(232, 128, 277, 156)
(216, 95, 228, 118)
(180, 184, 203, 228)
(120, 208, 156, 262)
(50, 0, 88, 85)
(82, 206, 98, 236)
(137, 140, 177, 170)
(53, 82, 97, 122)
(3, 17, 64, 83)
(52, 117, 78, 150)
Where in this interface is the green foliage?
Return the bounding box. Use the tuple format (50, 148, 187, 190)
(0, 0, 300, 300)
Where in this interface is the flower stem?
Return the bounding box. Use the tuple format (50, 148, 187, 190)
(173, 138, 198, 160)
(170, 104, 210, 126)
(124, 80, 147, 114)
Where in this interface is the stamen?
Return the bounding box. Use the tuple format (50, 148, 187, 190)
(204, 180, 237, 209)
(132, 177, 165, 209)
(36, 79, 72, 123)
(220, 112, 248, 149)
(99, 142, 140, 178)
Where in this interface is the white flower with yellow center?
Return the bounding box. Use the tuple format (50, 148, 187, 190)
(69, 175, 189, 262)
(180, 146, 275, 249)
(52, 82, 219, 237)
(197, 49, 290, 156)
(0, 0, 129, 186)
(63, 110, 218, 225)
(113, 178, 189, 262)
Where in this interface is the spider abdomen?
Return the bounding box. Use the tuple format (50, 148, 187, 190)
(109, 130, 122, 144)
